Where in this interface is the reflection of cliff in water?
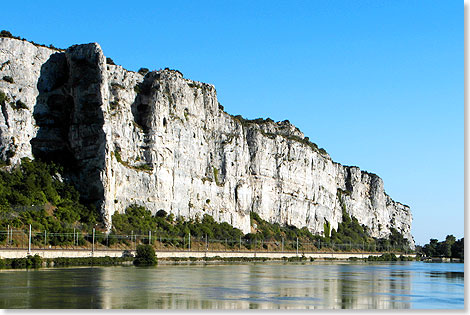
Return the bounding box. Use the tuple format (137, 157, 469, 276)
(429, 271, 464, 280)
(1, 262, 465, 309)
(94, 263, 412, 309)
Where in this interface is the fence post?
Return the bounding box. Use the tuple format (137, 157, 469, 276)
(205, 234, 208, 252)
(6, 225, 9, 247)
(149, 231, 151, 245)
(254, 238, 257, 257)
(239, 236, 241, 251)
(282, 237, 284, 252)
(44, 231, 47, 248)
(92, 228, 95, 254)
(296, 237, 298, 256)
(28, 224, 31, 254)
(189, 232, 191, 251)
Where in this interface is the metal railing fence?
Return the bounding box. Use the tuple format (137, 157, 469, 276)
(0, 226, 412, 254)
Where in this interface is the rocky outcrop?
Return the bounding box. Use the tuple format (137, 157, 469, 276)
(0, 37, 414, 247)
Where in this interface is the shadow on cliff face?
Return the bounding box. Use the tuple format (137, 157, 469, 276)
(131, 71, 160, 133)
(31, 51, 77, 169)
(129, 71, 161, 165)
(30, 48, 106, 214)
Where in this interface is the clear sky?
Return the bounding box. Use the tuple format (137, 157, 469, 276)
(1, 0, 462, 245)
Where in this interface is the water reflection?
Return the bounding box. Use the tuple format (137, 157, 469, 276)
(429, 271, 464, 280)
(0, 262, 463, 309)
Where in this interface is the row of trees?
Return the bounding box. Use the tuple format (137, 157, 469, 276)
(419, 235, 464, 259)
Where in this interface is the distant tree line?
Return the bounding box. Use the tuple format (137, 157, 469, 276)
(417, 235, 464, 260)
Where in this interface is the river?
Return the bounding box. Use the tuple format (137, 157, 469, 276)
(0, 261, 463, 309)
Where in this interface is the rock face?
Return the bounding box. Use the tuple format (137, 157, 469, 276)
(0, 38, 414, 247)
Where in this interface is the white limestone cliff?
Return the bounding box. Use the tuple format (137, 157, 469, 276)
(0, 37, 414, 247)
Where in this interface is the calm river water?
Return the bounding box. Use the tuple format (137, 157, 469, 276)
(0, 261, 463, 309)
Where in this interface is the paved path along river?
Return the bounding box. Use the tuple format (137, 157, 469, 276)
(0, 248, 414, 260)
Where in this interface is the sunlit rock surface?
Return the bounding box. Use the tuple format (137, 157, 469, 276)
(0, 37, 414, 247)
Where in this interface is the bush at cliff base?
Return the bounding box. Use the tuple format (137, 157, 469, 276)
(133, 244, 157, 266)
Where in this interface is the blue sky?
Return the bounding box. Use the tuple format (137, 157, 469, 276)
(1, 1, 462, 245)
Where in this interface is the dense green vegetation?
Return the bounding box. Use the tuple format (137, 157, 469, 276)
(0, 158, 98, 245)
(247, 211, 322, 248)
(366, 253, 415, 262)
(133, 244, 157, 266)
(0, 254, 43, 268)
(419, 235, 464, 260)
(111, 205, 243, 247)
(0, 256, 133, 269)
(249, 209, 410, 252)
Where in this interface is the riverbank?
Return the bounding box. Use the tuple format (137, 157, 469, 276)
(0, 253, 416, 269)
(0, 248, 418, 269)
(0, 248, 415, 260)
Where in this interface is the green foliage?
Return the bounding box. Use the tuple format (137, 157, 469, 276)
(0, 91, 6, 105)
(451, 237, 464, 260)
(0, 30, 14, 38)
(138, 68, 150, 75)
(113, 151, 152, 172)
(134, 163, 153, 171)
(0, 256, 133, 269)
(114, 150, 123, 163)
(3, 254, 42, 268)
(366, 253, 413, 262)
(156, 210, 167, 218)
(109, 100, 119, 110)
(12, 100, 28, 110)
(249, 211, 322, 248)
(134, 244, 157, 266)
(2, 76, 13, 83)
(111, 82, 124, 89)
(330, 210, 369, 245)
(213, 167, 219, 185)
(112, 206, 244, 243)
(51, 256, 132, 266)
(367, 253, 398, 261)
(422, 235, 463, 259)
(0, 158, 97, 240)
(323, 220, 330, 238)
